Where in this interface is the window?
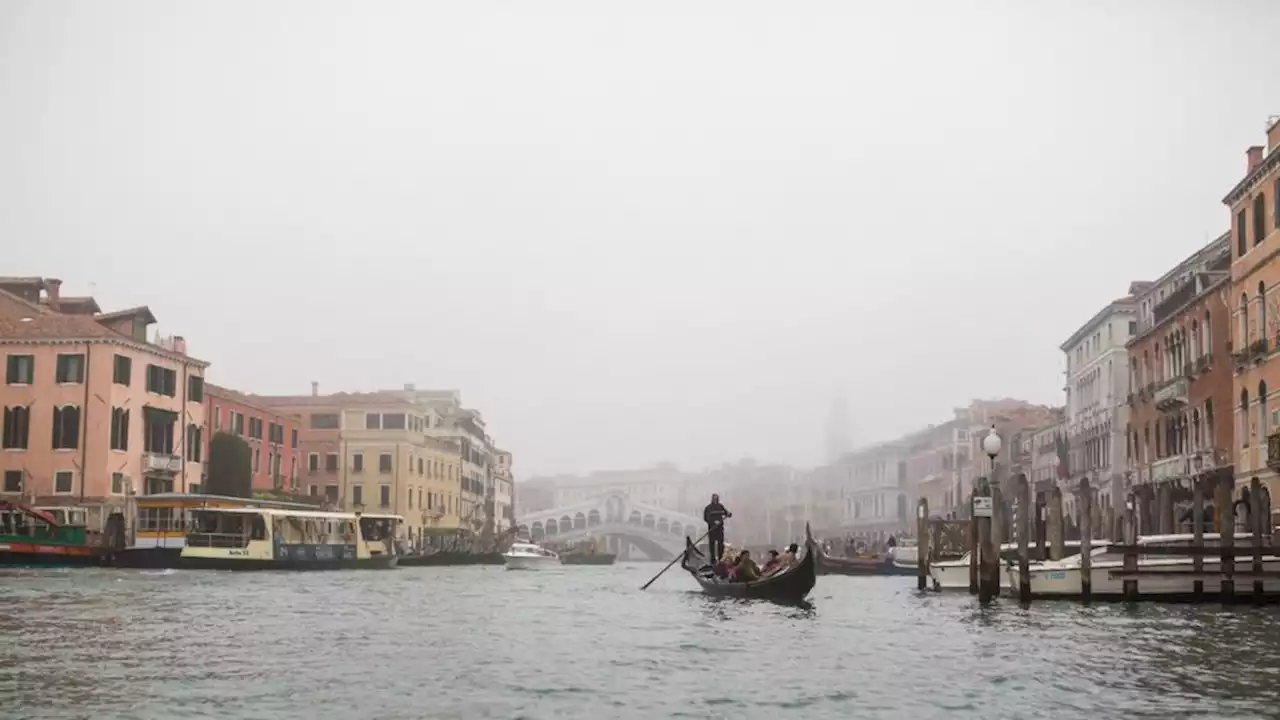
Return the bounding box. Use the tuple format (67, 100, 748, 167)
(291, 429, 298, 448)
(143, 409, 175, 454)
(380, 485, 391, 507)
(352, 485, 364, 505)
(1128, 321, 1137, 335)
(55, 354, 85, 383)
(352, 453, 364, 473)
(229, 411, 245, 436)
(113, 355, 132, 386)
(2, 405, 30, 450)
(213, 406, 222, 431)
(111, 472, 125, 495)
(309, 484, 317, 497)
(188, 375, 204, 403)
(110, 407, 130, 451)
(418, 458, 424, 476)
(408, 488, 413, 509)
(325, 485, 338, 502)
(383, 413, 406, 430)
(5, 355, 33, 385)
(248, 417, 263, 440)
(1239, 208, 1248, 257)
(268, 422, 282, 444)
(1255, 194, 1267, 246)
(379, 453, 393, 473)
(2, 470, 20, 493)
(308, 453, 319, 472)
(366, 413, 381, 430)
(187, 424, 202, 462)
(325, 453, 338, 472)
(310, 413, 339, 429)
(54, 470, 73, 494)
(146, 364, 177, 396)
(52, 405, 80, 450)
(252, 448, 260, 473)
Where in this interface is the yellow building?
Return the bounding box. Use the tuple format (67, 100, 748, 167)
(258, 391, 467, 551)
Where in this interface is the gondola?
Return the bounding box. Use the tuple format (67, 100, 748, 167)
(814, 546, 914, 576)
(680, 523, 817, 602)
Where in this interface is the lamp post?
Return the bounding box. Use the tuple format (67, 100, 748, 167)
(982, 425, 1002, 473)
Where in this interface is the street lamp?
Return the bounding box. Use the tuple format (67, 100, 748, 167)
(982, 425, 1001, 471)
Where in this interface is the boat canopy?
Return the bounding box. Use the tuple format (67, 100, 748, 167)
(0, 501, 60, 527)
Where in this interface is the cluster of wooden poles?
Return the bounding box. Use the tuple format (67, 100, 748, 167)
(912, 471, 1276, 604)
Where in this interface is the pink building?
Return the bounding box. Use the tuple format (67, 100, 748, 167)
(0, 277, 207, 529)
(204, 383, 302, 492)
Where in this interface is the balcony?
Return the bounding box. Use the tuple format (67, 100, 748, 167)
(1150, 455, 1188, 483)
(142, 452, 182, 475)
(1252, 338, 1271, 362)
(1153, 378, 1188, 410)
(1269, 432, 1280, 469)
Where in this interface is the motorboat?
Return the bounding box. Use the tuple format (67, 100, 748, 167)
(888, 539, 918, 570)
(502, 541, 560, 569)
(1011, 533, 1280, 600)
(930, 540, 1096, 591)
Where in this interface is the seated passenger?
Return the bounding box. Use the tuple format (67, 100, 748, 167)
(779, 543, 799, 569)
(760, 549, 782, 575)
(735, 549, 761, 582)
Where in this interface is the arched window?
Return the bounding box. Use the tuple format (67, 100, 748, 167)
(1241, 388, 1252, 453)
(1191, 320, 1200, 362)
(1204, 310, 1213, 358)
(1260, 281, 1269, 346)
(1192, 409, 1202, 451)
(1241, 293, 1251, 349)
(1260, 380, 1270, 467)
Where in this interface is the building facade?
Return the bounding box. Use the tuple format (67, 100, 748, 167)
(1227, 119, 1280, 506)
(1060, 290, 1142, 532)
(0, 277, 207, 529)
(205, 383, 302, 493)
(1126, 235, 1234, 524)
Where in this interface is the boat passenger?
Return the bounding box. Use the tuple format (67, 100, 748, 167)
(734, 550, 761, 582)
(761, 549, 782, 575)
(780, 542, 799, 569)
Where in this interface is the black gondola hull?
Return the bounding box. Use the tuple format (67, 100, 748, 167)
(680, 525, 817, 602)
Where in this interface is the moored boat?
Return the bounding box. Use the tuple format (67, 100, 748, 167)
(0, 502, 105, 567)
(502, 541, 559, 569)
(931, 541, 1095, 591)
(177, 507, 400, 570)
(815, 545, 911, 576)
(108, 493, 328, 569)
(680, 524, 817, 602)
(1012, 533, 1280, 600)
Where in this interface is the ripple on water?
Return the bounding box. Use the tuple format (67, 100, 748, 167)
(4, 568, 1280, 718)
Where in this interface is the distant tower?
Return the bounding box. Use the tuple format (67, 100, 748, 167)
(825, 392, 853, 463)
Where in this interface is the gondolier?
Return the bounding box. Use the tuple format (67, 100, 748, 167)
(703, 493, 732, 561)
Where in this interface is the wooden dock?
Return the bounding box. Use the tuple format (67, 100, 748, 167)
(915, 473, 1277, 604)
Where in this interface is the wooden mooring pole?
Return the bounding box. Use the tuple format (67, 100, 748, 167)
(1017, 473, 1031, 603)
(987, 480, 1004, 599)
(969, 488, 979, 595)
(1251, 477, 1264, 602)
(1192, 478, 1205, 600)
(1079, 477, 1092, 603)
(1122, 492, 1138, 602)
(1220, 474, 1235, 602)
(975, 478, 997, 602)
(916, 498, 930, 592)
(1048, 485, 1064, 561)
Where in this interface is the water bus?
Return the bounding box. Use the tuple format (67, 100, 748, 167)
(0, 501, 105, 567)
(179, 507, 401, 570)
(110, 493, 329, 568)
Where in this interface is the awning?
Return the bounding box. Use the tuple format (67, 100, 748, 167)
(143, 406, 179, 422)
(0, 500, 60, 526)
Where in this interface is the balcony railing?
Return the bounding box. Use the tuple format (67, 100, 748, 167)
(142, 452, 182, 474)
(1154, 378, 1188, 410)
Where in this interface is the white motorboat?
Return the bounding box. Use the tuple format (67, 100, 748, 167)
(889, 540, 918, 569)
(930, 541, 1095, 591)
(502, 541, 560, 570)
(1012, 533, 1279, 599)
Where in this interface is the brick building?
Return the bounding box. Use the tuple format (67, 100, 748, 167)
(204, 383, 302, 493)
(1227, 118, 1280, 507)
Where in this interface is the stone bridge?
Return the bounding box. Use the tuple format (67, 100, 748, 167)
(516, 492, 703, 558)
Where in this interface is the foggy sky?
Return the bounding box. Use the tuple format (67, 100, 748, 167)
(1, 1, 1277, 477)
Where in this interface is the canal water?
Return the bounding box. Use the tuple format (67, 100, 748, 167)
(3, 564, 1280, 719)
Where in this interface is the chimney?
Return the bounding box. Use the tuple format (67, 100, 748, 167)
(1268, 116, 1280, 156)
(311, 381, 319, 397)
(171, 335, 186, 355)
(44, 278, 62, 311)
(1247, 145, 1264, 173)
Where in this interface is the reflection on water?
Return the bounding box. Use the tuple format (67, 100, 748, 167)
(3, 566, 1280, 718)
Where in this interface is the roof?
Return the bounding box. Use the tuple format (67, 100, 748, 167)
(1059, 295, 1140, 352)
(206, 383, 302, 417)
(94, 305, 157, 324)
(0, 289, 207, 367)
(254, 391, 419, 409)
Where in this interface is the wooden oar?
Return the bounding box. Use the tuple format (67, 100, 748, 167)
(641, 531, 709, 590)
